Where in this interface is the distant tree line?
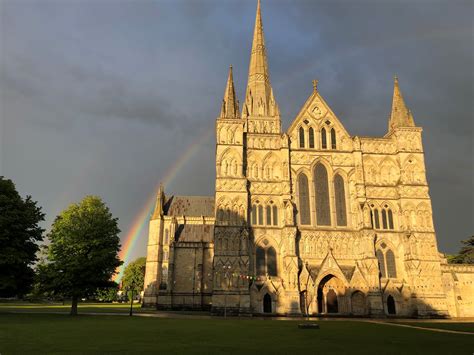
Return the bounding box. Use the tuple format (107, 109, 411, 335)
(0, 176, 146, 315)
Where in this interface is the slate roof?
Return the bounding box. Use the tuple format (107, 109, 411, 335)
(175, 224, 214, 243)
(164, 195, 215, 217)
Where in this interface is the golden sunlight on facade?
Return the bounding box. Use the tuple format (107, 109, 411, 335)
(143, 1, 473, 317)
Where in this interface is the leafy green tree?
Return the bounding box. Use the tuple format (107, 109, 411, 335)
(95, 286, 119, 302)
(39, 196, 122, 315)
(0, 176, 44, 297)
(449, 236, 474, 264)
(122, 257, 146, 300)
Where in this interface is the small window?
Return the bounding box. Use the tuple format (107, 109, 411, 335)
(266, 205, 272, 225)
(258, 205, 264, 225)
(164, 229, 169, 244)
(251, 205, 257, 225)
(272, 205, 278, 226)
(388, 209, 394, 230)
(309, 127, 315, 148)
(299, 127, 305, 148)
(382, 209, 388, 229)
(374, 209, 380, 229)
(321, 128, 327, 149)
(331, 128, 336, 149)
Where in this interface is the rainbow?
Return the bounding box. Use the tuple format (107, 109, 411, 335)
(114, 126, 214, 282)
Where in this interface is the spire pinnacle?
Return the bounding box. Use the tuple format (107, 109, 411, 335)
(388, 76, 415, 131)
(243, 0, 278, 118)
(220, 65, 240, 118)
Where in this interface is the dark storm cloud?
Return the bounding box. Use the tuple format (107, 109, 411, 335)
(1, 0, 472, 261)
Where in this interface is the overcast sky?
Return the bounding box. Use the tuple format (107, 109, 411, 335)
(1, 0, 472, 263)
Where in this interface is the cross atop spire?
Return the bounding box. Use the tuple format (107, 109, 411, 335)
(220, 65, 240, 118)
(243, 0, 278, 118)
(388, 76, 415, 131)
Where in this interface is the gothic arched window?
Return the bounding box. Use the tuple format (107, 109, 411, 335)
(331, 128, 337, 149)
(386, 249, 397, 278)
(267, 247, 277, 276)
(309, 127, 315, 148)
(321, 128, 327, 149)
(373, 209, 380, 229)
(382, 209, 388, 229)
(266, 205, 272, 225)
(388, 209, 394, 230)
(298, 174, 311, 225)
(376, 249, 386, 278)
(251, 204, 257, 225)
(334, 174, 347, 226)
(299, 127, 305, 148)
(256, 247, 266, 275)
(258, 205, 264, 225)
(272, 205, 278, 226)
(314, 163, 331, 226)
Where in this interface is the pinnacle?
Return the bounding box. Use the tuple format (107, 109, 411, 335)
(220, 65, 240, 119)
(389, 77, 415, 131)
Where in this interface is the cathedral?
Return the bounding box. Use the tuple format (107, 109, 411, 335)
(143, 1, 473, 317)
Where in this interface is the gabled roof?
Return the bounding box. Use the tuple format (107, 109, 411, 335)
(164, 195, 215, 217)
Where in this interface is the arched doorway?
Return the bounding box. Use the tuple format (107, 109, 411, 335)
(317, 274, 344, 314)
(263, 293, 272, 313)
(387, 295, 396, 315)
(351, 291, 366, 315)
(326, 289, 338, 313)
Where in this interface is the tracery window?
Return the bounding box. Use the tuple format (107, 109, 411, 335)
(299, 127, 305, 148)
(256, 245, 277, 277)
(331, 128, 337, 149)
(314, 163, 331, 226)
(374, 205, 395, 230)
(376, 245, 397, 279)
(321, 128, 327, 149)
(334, 174, 347, 226)
(309, 127, 315, 148)
(298, 173, 311, 225)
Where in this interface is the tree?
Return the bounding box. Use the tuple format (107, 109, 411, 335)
(122, 257, 146, 297)
(39, 196, 122, 315)
(449, 236, 474, 264)
(0, 176, 44, 297)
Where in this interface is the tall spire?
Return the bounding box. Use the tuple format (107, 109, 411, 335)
(243, 0, 278, 118)
(388, 76, 415, 131)
(220, 65, 240, 119)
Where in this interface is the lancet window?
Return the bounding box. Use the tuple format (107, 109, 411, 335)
(321, 128, 327, 149)
(299, 127, 305, 148)
(376, 245, 397, 278)
(334, 174, 347, 226)
(297, 173, 311, 225)
(314, 163, 331, 226)
(331, 128, 337, 149)
(309, 127, 315, 148)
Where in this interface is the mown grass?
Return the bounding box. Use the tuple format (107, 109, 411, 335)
(0, 302, 146, 314)
(397, 321, 474, 333)
(0, 313, 472, 354)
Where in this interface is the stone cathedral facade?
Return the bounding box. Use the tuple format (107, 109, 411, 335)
(143, 1, 473, 317)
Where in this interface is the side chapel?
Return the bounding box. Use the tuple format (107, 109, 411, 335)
(143, 0, 473, 317)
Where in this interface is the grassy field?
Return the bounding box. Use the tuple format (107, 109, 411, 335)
(397, 321, 474, 333)
(0, 312, 472, 354)
(0, 302, 146, 314)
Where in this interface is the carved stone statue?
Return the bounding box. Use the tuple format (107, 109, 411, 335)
(284, 199, 295, 226)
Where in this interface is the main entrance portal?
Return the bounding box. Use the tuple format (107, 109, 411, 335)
(317, 274, 344, 314)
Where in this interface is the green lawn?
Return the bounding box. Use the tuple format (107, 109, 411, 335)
(397, 321, 474, 333)
(0, 302, 146, 314)
(0, 313, 472, 354)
